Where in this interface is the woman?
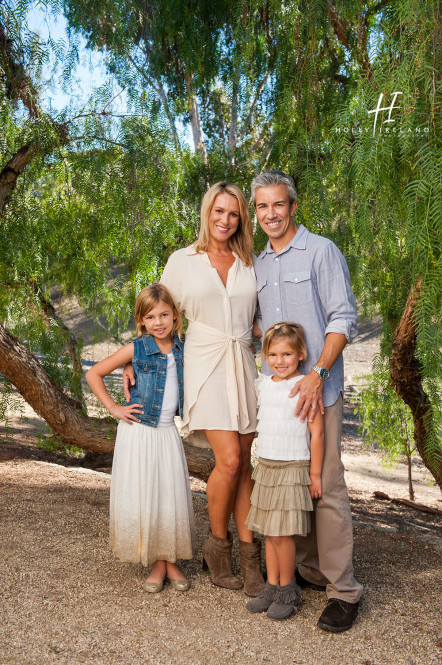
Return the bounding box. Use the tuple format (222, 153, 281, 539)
(126, 182, 264, 596)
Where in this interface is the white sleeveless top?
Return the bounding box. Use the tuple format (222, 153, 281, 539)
(157, 354, 179, 427)
(255, 374, 310, 461)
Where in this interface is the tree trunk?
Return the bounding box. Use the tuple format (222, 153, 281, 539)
(0, 145, 37, 216)
(228, 75, 239, 164)
(406, 445, 415, 502)
(389, 279, 442, 490)
(184, 74, 208, 163)
(0, 323, 215, 481)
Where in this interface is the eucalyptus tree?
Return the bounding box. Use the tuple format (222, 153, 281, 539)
(62, 0, 276, 180)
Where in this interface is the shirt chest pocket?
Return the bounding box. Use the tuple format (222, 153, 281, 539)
(257, 277, 273, 315)
(283, 271, 312, 305)
(134, 361, 158, 397)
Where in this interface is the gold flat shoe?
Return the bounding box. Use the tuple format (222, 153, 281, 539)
(143, 578, 164, 593)
(168, 577, 191, 592)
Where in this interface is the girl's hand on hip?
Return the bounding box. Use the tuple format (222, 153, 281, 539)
(109, 403, 144, 424)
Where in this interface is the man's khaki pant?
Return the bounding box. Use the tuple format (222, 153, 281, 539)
(295, 394, 363, 603)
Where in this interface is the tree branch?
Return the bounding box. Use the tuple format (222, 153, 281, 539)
(326, 0, 350, 50)
(69, 136, 130, 150)
(0, 19, 69, 216)
(36, 289, 85, 407)
(67, 111, 135, 123)
(238, 69, 273, 141)
(127, 54, 182, 153)
(228, 73, 240, 163)
(0, 144, 36, 216)
(326, 1, 374, 79)
(0, 20, 42, 118)
(250, 120, 272, 154)
(365, 0, 392, 21)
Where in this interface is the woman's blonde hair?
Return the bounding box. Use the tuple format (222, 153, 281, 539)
(135, 283, 182, 339)
(262, 322, 308, 362)
(193, 181, 254, 267)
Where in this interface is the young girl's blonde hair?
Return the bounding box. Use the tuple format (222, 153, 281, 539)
(135, 283, 183, 339)
(262, 322, 308, 362)
(193, 181, 254, 267)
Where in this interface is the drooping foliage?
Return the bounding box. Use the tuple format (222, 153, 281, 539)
(0, 0, 198, 404)
(356, 356, 416, 500)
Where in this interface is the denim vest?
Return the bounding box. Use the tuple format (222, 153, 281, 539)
(126, 334, 184, 427)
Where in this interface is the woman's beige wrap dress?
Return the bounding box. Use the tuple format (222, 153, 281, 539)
(160, 245, 257, 447)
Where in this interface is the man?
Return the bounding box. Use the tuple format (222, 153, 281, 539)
(252, 170, 363, 632)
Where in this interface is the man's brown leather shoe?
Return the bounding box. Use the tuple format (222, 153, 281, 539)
(317, 598, 359, 632)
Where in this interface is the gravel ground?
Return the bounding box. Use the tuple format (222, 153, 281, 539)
(1, 316, 441, 664)
(1, 458, 441, 665)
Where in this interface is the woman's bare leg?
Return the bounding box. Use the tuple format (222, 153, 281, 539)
(233, 432, 255, 542)
(204, 430, 241, 539)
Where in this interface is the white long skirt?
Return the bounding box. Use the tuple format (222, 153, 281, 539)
(110, 421, 196, 566)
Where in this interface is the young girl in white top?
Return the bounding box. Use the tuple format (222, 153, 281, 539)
(86, 284, 195, 593)
(245, 322, 324, 620)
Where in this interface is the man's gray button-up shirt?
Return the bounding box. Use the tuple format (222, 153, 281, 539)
(254, 224, 358, 407)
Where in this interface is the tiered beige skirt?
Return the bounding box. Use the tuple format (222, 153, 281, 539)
(246, 458, 313, 537)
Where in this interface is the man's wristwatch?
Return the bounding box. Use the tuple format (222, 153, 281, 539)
(312, 365, 330, 381)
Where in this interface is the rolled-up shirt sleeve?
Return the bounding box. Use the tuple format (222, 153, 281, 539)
(315, 242, 358, 342)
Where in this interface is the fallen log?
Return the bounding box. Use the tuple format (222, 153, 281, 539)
(373, 491, 442, 516)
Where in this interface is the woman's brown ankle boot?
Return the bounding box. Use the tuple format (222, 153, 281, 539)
(202, 531, 243, 590)
(239, 538, 266, 597)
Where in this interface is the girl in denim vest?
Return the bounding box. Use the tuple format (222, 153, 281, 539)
(86, 283, 195, 593)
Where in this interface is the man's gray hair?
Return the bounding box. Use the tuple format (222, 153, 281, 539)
(251, 170, 298, 206)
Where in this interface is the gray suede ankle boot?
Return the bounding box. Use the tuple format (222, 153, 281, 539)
(245, 580, 277, 614)
(266, 577, 301, 621)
